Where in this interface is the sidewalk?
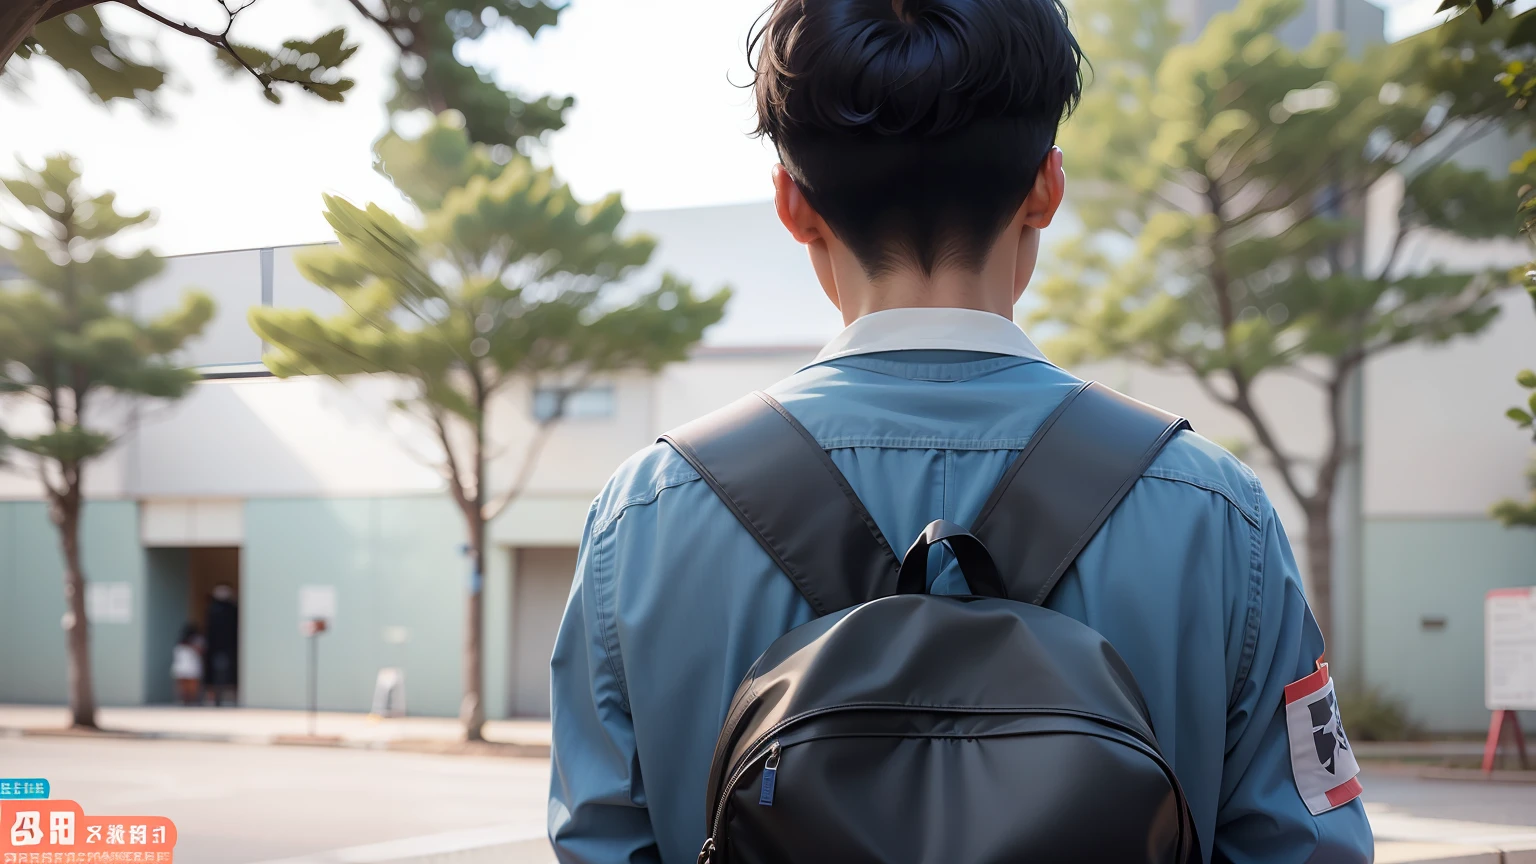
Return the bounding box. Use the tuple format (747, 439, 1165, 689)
(1356, 740, 1490, 760)
(1371, 804, 1536, 863)
(244, 805, 1536, 864)
(0, 704, 551, 756)
(6, 704, 1535, 864)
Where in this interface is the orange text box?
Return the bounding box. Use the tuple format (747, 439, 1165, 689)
(1, 800, 176, 863)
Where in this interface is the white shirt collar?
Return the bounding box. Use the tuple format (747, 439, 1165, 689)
(811, 307, 1049, 365)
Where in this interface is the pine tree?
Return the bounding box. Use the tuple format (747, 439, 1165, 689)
(250, 116, 729, 739)
(1031, 0, 1521, 649)
(0, 155, 213, 728)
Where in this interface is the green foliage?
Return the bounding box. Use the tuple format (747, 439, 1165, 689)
(250, 112, 728, 461)
(212, 26, 358, 104)
(14, 8, 167, 106)
(1035, 0, 1517, 459)
(253, 115, 724, 739)
(1035, 0, 1523, 646)
(1492, 358, 1536, 526)
(0, 154, 213, 483)
(1439, 0, 1499, 24)
(4, 0, 565, 146)
(5, 1, 358, 107)
(1490, 462, 1536, 526)
(369, 0, 574, 147)
(1337, 687, 1420, 742)
(1435, 0, 1536, 29)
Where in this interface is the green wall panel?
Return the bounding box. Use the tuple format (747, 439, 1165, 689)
(85, 502, 147, 705)
(241, 497, 472, 717)
(1363, 517, 1536, 733)
(0, 502, 67, 703)
(0, 501, 145, 706)
(374, 498, 478, 718)
(142, 548, 190, 705)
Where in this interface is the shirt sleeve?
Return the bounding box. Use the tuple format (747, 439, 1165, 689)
(1213, 497, 1374, 863)
(548, 506, 662, 864)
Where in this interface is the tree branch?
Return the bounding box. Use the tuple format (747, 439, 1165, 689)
(482, 417, 559, 523)
(30, 375, 70, 502)
(343, 0, 408, 49)
(1273, 363, 1332, 388)
(481, 368, 603, 522)
(1230, 152, 1348, 228)
(112, 0, 271, 90)
(35, 457, 66, 503)
(342, 0, 388, 28)
(1361, 272, 1495, 359)
(39, 0, 104, 24)
(1229, 384, 1312, 506)
(1405, 118, 1498, 182)
(1310, 359, 1354, 522)
(1199, 171, 1313, 508)
(1370, 205, 1416, 284)
(429, 403, 474, 521)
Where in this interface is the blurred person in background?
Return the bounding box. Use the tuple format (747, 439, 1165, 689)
(172, 623, 203, 706)
(204, 584, 239, 707)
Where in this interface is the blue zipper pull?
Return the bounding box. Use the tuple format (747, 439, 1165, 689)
(758, 741, 781, 806)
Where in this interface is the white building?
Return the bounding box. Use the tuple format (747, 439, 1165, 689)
(1, 198, 1533, 733)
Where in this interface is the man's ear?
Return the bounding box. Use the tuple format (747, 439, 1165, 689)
(1021, 147, 1066, 230)
(773, 165, 824, 244)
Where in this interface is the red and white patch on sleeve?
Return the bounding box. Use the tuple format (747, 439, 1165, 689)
(1284, 659, 1362, 816)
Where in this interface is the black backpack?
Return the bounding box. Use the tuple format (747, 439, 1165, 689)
(661, 381, 1203, 864)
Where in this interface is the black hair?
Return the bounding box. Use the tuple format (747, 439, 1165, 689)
(750, 0, 1085, 276)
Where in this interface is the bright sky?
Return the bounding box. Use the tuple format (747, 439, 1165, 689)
(1, 0, 1448, 256)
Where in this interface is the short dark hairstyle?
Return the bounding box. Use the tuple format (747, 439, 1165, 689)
(750, 0, 1085, 276)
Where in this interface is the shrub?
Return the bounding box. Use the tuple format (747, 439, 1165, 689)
(1337, 687, 1420, 742)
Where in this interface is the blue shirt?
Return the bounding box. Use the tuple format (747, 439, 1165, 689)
(549, 309, 1374, 863)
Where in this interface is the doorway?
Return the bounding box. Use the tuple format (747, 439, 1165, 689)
(143, 546, 241, 705)
(510, 546, 577, 717)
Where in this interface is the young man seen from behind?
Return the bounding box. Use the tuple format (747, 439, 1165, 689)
(549, 0, 1375, 861)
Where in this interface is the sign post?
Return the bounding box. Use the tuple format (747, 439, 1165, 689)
(1483, 587, 1535, 773)
(303, 618, 328, 738)
(296, 584, 338, 738)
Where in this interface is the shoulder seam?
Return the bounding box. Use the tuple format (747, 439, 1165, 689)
(1142, 466, 1261, 529)
(591, 467, 702, 536)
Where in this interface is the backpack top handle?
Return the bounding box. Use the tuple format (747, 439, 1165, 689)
(895, 519, 1009, 600)
(661, 381, 1189, 616)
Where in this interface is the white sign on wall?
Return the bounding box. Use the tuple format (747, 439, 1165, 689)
(1486, 587, 1536, 711)
(85, 582, 132, 625)
(298, 585, 337, 629)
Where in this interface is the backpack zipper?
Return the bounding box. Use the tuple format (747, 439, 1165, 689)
(699, 704, 1177, 864)
(700, 738, 781, 862)
(758, 741, 782, 805)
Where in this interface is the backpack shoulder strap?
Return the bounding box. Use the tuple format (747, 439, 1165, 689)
(972, 381, 1191, 606)
(659, 391, 900, 617)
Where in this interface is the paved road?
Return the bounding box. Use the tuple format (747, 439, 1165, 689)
(3, 737, 1533, 863)
(1362, 766, 1536, 826)
(0, 736, 550, 863)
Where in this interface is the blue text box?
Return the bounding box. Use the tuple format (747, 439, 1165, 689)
(0, 778, 49, 799)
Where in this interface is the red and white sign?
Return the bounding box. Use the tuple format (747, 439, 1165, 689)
(1284, 660, 1362, 816)
(1487, 587, 1536, 712)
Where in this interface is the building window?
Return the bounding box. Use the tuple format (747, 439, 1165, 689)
(532, 386, 615, 422)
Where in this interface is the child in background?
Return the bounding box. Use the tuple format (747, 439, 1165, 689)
(172, 623, 203, 706)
